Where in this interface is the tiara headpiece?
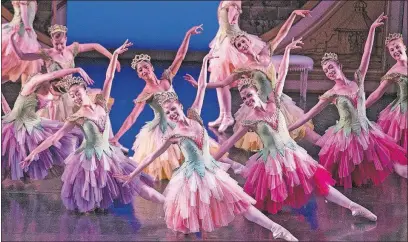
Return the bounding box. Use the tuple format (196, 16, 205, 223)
(156, 92, 179, 107)
(230, 30, 248, 46)
(131, 54, 151, 69)
(48, 24, 68, 36)
(57, 76, 87, 92)
(385, 33, 403, 46)
(237, 75, 257, 91)
(321, 52, 339, 66)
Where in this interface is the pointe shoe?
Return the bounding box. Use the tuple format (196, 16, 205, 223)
(218, 116, 234, 133)
(271, 225, 298, 241)
(209, 115, 224, 128)
(350, 202, 377, 222)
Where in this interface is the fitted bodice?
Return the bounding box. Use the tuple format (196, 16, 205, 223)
(242, 109, 297, 158)
(10, 1, 37, 28)
(170, 109, 218, 178)
(382, 73, 408, 112)
(40, 43, 78, 73)
(2, 93, 49, 132)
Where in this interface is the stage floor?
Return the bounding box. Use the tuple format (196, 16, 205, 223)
(2, 172, 407, 241)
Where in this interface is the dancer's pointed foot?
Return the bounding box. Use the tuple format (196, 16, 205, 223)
(209, 115, 224, 127)
(350, 202, 377, 221)
(218, 115, 234, 133)
(271, 225, 298, 241)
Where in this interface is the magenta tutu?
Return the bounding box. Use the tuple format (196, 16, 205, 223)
(377, 73, 407, 147)
(2, 94, 81, 180)
(243, 146, 335, 214)
(317, 123, 407, 189)
(1, 1, 42, 82)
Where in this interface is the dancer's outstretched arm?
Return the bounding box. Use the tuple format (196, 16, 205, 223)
(268, 10, 311, 53)
(21, 68, 93, 96)
(213, 126, 248, 160)
(110, 100, 146, 145)
(185, 72, 240, 89)
(275, 37, 303, 97)
(75, 43, 121, 72)
(114, 139, 174, 186)
(358, 13, 387, 82)
(101, 40, 132, 102)
(366, 79, 393, 108)
(20, 121, 76, 168)
(288, 98, 331, 132)
(166, 25, 203, 79)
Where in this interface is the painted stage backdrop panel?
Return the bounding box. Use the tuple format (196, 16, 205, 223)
(66, 1, 220, 50)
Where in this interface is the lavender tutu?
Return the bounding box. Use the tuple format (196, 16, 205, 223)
(2, 93, 81, 180)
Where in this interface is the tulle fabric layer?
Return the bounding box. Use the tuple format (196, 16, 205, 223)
(317, 124, 407, 189)
(1, 119, 80, 180)
(163, 168, 256, 233)
(1, 25, 42, 82)
(378, 104, 407, 147)
(243, 147, 335, 214)
(233, 94, 314, 151)
(132, 122, 182, 180)
(208, 33, 265, 86)
(61, 147, 154, 213)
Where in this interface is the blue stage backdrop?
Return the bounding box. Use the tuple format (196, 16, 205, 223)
(67, 1, 220, 50)
(76, 60, 221, 155)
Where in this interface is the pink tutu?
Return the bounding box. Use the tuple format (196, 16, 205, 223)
(1, 24, 42, 82)
(2, 119, 80, 180)
(61, 146, 154, 213)
(378, 105, 407, 147)
(163, 167, 256, 233)
(317, 124, 407, 189)
(243, 147, 335, 214)
(208, 33, 265, 86)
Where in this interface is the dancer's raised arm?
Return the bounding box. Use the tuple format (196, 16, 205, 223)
(268, 10, 311, 53)
(166, 25, 203, 78)
(101, 40, 132, 102)
(21, 68, 93, 96)
(358, 13, 387, 82)
(275, 37, 303, 97)
(74, 43, 121, 72)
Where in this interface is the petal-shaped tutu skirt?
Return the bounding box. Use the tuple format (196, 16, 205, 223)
(2, 119, 81, 180)
(317, 123, 407, 189)
(378, 104, 407, 148)
(243, 146, 335, 214)
(163, 166, 256, 233)
(61, 146, 154, 213)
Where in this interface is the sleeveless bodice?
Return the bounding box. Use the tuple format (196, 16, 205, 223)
(170, 109, 219, 178)
(382, 73, 408, 113)
(135, 86, 177, 133)
(2, 93, 48, 133)
(40, 43, 78, 73)
(67, 97, 112, 160)
(8, 1, 37, 36)
(242, 110, 297, 159)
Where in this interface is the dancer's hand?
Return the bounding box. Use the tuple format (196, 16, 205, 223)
(76, 68, 94, 85)
(286, 37, 304, 50)
(188, 24, 203, 35)
(114, 39, 133, 55)
(184, 74, 198, 88)
(20, 153, 35, 169)
(113, 174, 133, 187)
(293, 10, 312, 18)
(109, 137, 120, 146)
(371, 12, 387, 29)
